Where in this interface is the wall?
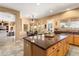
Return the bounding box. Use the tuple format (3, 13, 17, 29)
(36, 8, 79, 30)
(35, 16, 60, 33)
(20, 8, 79, 34)
(0, 6, 20, 40)
(20, 17, 30, 38)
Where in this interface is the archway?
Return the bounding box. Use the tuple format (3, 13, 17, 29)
(0, 6, 21, 40)
(0, 6, 23, 56)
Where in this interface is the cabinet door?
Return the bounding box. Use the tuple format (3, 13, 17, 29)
(47, 44, 57, 56)
(74, 35, 79, 45)
(24, 40, 32, 56)
(63, 39, 69, 55)
(48, 50, 57, 56)
(68, 35, 73, 44)
(57, 41, 64, 56)
(32, 44, 46, 56)
(63, 40, 67, 55)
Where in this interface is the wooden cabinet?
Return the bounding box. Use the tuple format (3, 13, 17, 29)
(24, 40, 32, 56)
(63, 39, 69, 55)
(48, 50, 57, 56)
(68, 35, 73, 44)
(57, 38, 69, 56)
(47, 39, 69, 56)
(67, 34, 79, 46)
(47, 44, 57, 56)
(74, 35, 79, 45)
(57, 41, 64, 56)
(32, 44, 46, 56)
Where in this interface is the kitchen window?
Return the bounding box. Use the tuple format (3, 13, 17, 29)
(60, 20, 79, 29)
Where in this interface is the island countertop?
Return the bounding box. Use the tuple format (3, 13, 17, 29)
(23, 34, 68, 50)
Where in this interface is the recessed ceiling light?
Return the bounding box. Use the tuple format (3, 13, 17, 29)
(66, 9, 70, 11)
(36, 3, 40, 6)
(50, 10, 53, 13)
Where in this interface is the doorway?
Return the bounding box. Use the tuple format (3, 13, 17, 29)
(0, 12, 15, 38)
(0, 6, 23, 56)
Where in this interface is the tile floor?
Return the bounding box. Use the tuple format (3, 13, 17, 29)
(0, 30, 23, 56)
(67, 45, 79, 56)
(0, 30, 79, 56)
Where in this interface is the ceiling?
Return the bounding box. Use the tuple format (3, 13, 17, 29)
(0, 3, 79, 19)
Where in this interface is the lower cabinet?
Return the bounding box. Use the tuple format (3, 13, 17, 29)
(48, 50, 57, 56)
(47, 44, 57, 56)
(57, 39, 69, 56)
(24, 40, 32, 56)
(32, 44, 46, 56)
(68, 34, 79, 46)
(47, 39, 69, 56)
(68, 35, 74, 44)
(74, 35, 79, 45)
(57, 41, 64, 56)
(63, 39, 69, 55)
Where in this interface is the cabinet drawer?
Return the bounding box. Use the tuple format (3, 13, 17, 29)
(58, 41, 63, 47)
(57, 41, 64, 56)
(57, 48, 63, 56)
(48, 50, 57, 56)
(47, 44, 57, 55)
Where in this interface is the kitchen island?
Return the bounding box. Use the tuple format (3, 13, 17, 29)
(23, 34, 70, 56)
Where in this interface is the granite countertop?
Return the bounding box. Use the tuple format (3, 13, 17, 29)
(55, 28, 79, 34)
(55, 30, 79, 34)
(23, 34, 68, 50)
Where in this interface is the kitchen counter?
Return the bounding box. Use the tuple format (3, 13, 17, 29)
(24, 34, 69, 56)
(23, 34, 68, 50)
(55, 30, 79, 34)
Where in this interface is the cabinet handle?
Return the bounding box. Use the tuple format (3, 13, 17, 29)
(52, 48, 55, 49)
(57, 50, 59, 52)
